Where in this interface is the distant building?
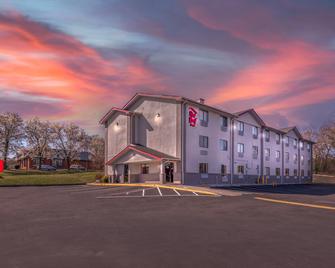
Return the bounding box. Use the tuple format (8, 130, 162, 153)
(100, 93, 313, 186)
(16, 149, 93, 170)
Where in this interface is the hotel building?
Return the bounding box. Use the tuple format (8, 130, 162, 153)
(100, 93, 313, 186)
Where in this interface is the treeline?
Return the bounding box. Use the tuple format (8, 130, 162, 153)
(303, 121, 335, 174)
(0, 112, 104, 170)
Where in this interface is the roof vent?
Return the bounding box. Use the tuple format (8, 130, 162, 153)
(198, 98, 205, 104)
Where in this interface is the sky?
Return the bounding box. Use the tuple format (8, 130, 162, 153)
(0, 0, 335, 134)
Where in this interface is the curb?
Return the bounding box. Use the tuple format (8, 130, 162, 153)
(88, 183, 220, 196)
(0, 183, 86, 187)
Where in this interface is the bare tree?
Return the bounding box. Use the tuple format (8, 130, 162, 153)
(0, 112, 24, 169)
(51, 123, 86, 169)
(89, 135, 105, 170)
(25, 118, 52, 170)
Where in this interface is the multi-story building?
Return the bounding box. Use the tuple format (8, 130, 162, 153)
(100, 93, 313, 186)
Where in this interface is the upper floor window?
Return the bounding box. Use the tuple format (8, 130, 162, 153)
(276, 134, 281, 144)
(252, 126, 258, 139)
(237, 121, 244, 136)
(301, 169, 305, 177)
(219, 139, 228, 151)
(300, 141, 304, 150)
(265, 148, 270, 161)
(199, 135, 209, 148)
(285, 136, 289, 147)
(252, 146, 258, 159)
(265, 130, 270, 142)
(275, 150, 280, 161)
(307, 143, 311, 151)
(199, 110, 208, 127)
(301, 155, 304, 164)
(293, 138, 298, 148)
(221, 116, 228, 131)
(237, 143, 245, 157)
(199, 163, 208, 174)
(285, 152, 289, 162)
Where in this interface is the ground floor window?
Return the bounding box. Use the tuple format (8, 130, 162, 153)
(265, 167, 270, 176)
(199, 163, 208, 174)
(301, 170, 304, 177)
(308, 170, 311, 177)
(237, 165, 244, 174)
(285, 168, 289, 176)
(275, 168, 280, 176)
(221, 164, 226, 176)
(294, 169, 298, 176)
(141, 164, 149, 174)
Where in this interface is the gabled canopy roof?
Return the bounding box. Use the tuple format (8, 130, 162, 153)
(99, 107, 135, 124)
(106, 144, 179, 165)
(281, 126, 303, 139)
(234, 108, 266, 127)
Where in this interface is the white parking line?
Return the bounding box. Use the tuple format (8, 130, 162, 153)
(142, 189, 145, 197)
(96, 194, 213, 199)
(192, 192, 199, 196)
(173, 189, 181, 196)
(157, 187, 162, 196)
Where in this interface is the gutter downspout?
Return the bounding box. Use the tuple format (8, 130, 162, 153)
(230, 118, 235, 185)
(260, 127, 264, 180)
(181, 101, 186, 185)
(281, 134, 284, 185)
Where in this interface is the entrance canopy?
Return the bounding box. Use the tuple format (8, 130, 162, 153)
(106, 144, 179, 165)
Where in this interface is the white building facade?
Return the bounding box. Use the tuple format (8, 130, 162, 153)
(101, 93, 313, 186)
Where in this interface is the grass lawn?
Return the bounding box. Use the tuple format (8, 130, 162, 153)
(0, 170, 102, 186)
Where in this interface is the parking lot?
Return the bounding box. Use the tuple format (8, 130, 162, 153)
(1, 184, 335, 268)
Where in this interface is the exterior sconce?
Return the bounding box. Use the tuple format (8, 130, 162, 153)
(154, 113, 161, 123)
(114, 122, 120, 132)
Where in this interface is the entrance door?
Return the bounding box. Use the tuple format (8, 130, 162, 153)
(165, 162, 174, 183)
(123, 164, 129, 183)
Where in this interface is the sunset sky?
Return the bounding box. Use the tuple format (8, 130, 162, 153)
(0, 0, 334, 133)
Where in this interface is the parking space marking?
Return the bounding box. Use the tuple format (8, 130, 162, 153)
(193, 192, 198, 196)
(173, 189, 181, 196)
(96, 194, 214, 199)
(142, 189, 145, 197)
(255, 197, 335, 211)
(157, 187, 162, 196)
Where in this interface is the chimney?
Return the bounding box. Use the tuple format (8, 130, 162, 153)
(198, 98, 205, 104)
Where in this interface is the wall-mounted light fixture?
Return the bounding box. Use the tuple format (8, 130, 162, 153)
(114, 122, 120, 132)
(154, 113, 161, 123)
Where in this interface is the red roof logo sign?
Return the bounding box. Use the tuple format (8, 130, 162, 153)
(188, 107, 198, 127)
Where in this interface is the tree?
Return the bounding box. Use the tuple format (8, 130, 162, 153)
(89, 135, 105, 170)
(0, 112, 24, 169)
(25, 118, 52, 170)
(51, 123, 87, 169)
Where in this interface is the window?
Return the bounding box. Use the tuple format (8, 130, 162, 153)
(141, 164, 149, 174)
(301, 169, 304, 177)
(285, 152, 289, 162)
(308, 170, 311, 177)
(294, 153, 298, 163)
(219, 139, 228, 151)
(275, 168, 281, 176)
(199, 110, 208, 127)
(307, 143, 311, 151)
(285, 168, 289, 176)
(199, 135, 209, 148)
(265, 130, 270, 142)
(301, 155, 304, 165)
(265, 167, 270, 176)
(237, 121, 244, 135)
(252, 126, 258, 139)
(199, 163, 208, 174)
(293, 139, 298, 148)
(275, 150, 280, 161)
(252, 146, 258, 159)
(285, 136, 289, 146)
(276, 134, 281, 144)
(221, 165, 226, 176)
(221, 116, 228, 130)
(237, 143, 244, 157)
(294, 169, 298, 176)
(265, 148, 270, 161)
(300, 141, 304, 150)
(237, 165, 245, 174)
